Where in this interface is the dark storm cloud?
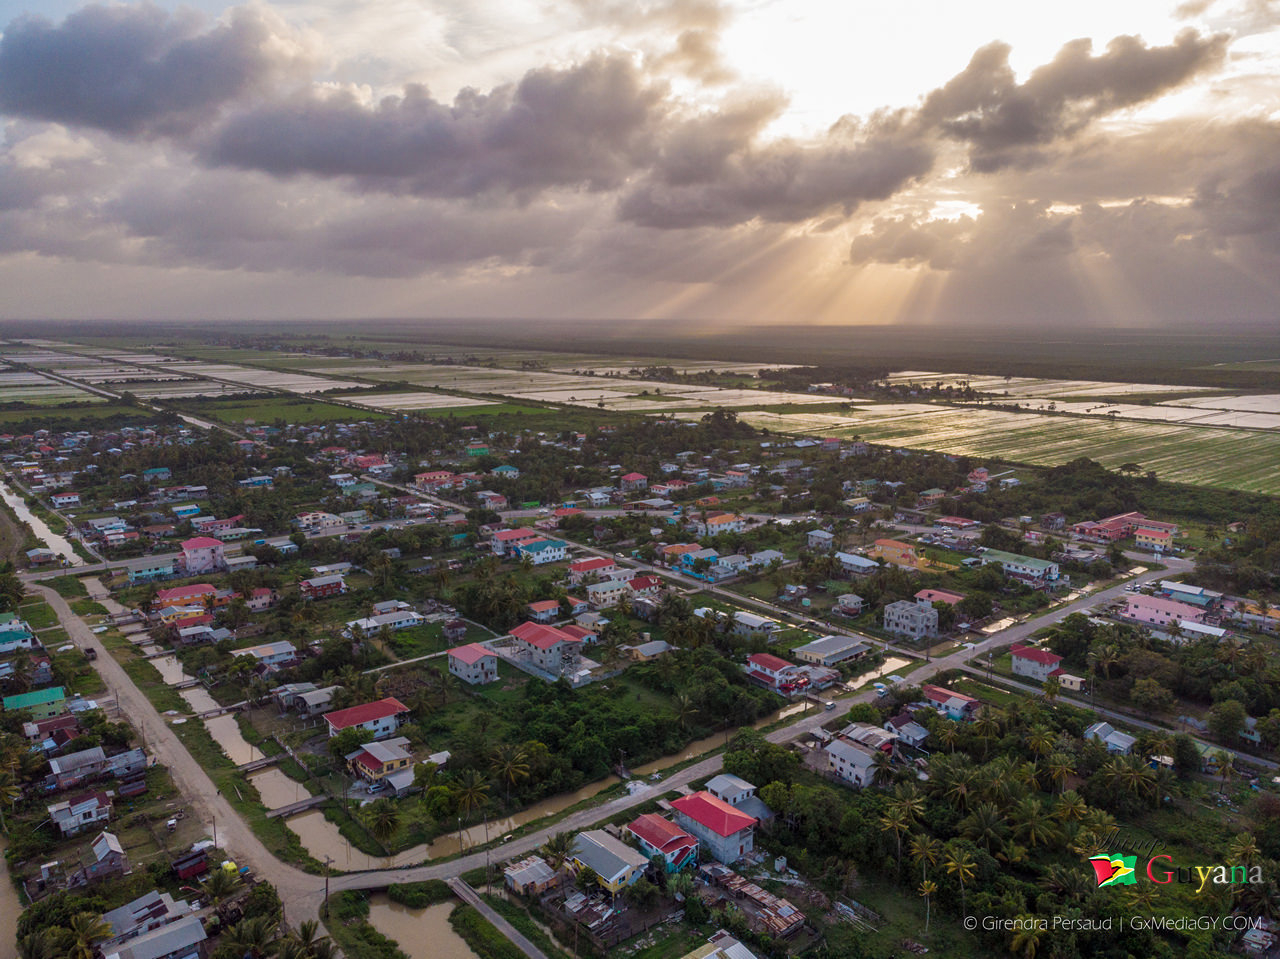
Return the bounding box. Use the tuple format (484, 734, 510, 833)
(202, 54, 667, 197)
(918, 29, 1229, 171)
(617, 102, 933, 228)
(0, 3, 299, 137)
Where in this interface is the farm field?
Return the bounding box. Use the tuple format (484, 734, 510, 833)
(163, 362, 370, 393)
(0, 368, 103, 404)
(169, 397, 391, 424)
(346, 392, 499, 411)
(722, 405, 1280, 494)
(881, 370, 1215, 400)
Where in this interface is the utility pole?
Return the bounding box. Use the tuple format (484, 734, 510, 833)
(324, 855, 332, 911)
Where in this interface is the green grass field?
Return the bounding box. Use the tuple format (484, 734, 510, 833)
(171, 397, 389, 424)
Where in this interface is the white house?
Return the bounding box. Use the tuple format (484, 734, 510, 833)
(323, 698, 411, 740)
(448, 644, 498, 685)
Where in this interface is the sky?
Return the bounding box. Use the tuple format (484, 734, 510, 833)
(0, 0, 1279, 327)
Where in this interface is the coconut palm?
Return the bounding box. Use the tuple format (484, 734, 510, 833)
(871, 750, 896, 788)
(1039, 863, 1093, 902)
(490, 745, 531, 804)
(17, 931, 62, 959)
(453, 768, 491, 824)
(1044, 752, 1073, 794)
(1010, 914, 1045, 958)
(672, 693, 699, 732)
(1230, 833, 1261, 866)
(1012, 797, 1058, 849)
(879, 805, 911, 870)
(221, 915, 280, 959)
(919, 879, 937, 935)
(286, 919, 330, 959)
(943, 844, 977, 919)
(960, 802, 1008, 853)
(1026, 726, 1054, 758)
(361, 797, 402, 856)
(1213, 750, 1236, 795)
(1088, 644, 1119, 680)
(1053, 790, 1088, 823)
(201, 866, 243, 921)
(64, 913, 112, 959)
(540, 830, 575, 874)
(936, 721, 961, 754)
(944, 766, 977, 812)
(910, 834, 942, 882)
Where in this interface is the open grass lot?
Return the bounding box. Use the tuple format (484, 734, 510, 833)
(0, 403, 137, 426)
(731, 405, 1280, 494)
(170, 396, 390, 424)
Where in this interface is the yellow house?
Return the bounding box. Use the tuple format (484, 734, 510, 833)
(870, 539, 921, 568)
(346, 737, 413, 781)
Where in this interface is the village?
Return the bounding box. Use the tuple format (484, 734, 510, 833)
(2, 397, 1280, 959)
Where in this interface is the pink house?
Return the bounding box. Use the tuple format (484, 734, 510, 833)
(180, 537, 225, 575)
(1121, 595, 1206, 628)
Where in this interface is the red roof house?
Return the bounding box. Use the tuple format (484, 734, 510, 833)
(323, 698, 410, 739)
(627, 814, 699, 871)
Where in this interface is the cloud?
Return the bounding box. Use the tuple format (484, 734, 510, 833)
(202, 53, 668, 198)
(917, 29, 1229, 171)
(0, 3, 306, 137)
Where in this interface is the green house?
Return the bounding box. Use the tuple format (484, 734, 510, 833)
(3, 686, 67, 719)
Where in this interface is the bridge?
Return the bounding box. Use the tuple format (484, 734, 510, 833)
(264, 795, 328, 819)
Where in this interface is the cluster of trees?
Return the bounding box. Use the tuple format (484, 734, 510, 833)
(728, 694, 1266, 959)
(1046, 613, 1280, 738)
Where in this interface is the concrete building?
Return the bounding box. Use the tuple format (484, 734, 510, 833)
(883, 598, 939, 639)
(671, 791, 758, 864)
(448, 644, 498, 685)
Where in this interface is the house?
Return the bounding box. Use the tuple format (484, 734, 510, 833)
(628, 575, 663, 597)
(793, 635, 870, 666)
(694, 513, 746, 537)
(915, 588, 965, 606)
(917, 488, 945, 507)
(510, 622, 584, 674)
(1121, 595, 1206, 628)
(680, 931, 762, 959)
(527, 600, 561, 624)
(979, 549, 1060, 585)
(102, 891, 191, 946)
(745, 652, 803, 693)
(825, 738, 880, 787)
(922, 684, 979, 721)
(345, 610, 426, 635)
(51, 492, 80, 508)
(101, 913, 207, 959)
(126, 557, 176, 585)
(571, 829, 651, 892)
(505, 856, 559, 896)
(49, 790, 112, 836)
(346, 736, 414, 782)
(238, 640, 297, 668)
(833, 594, 864, 616)
(728, 611, 779, 640)
(1084, 721, 1137, 755)
(706, 774, 774, 823)
(886, 713, 931, 748)
(568, 557, 617, 583)
(1158, 581, 1222, 609)
(671, 791, 758, 864)
(299, 574, 347, 600)
(448, 644, 498, 685)
(869, 539, 920, 569)
(883, 598, 939, 639)
(294, 686, 339, 716)
(323, 698, 411, 740)
(619, 472, 648, 492)
(48, 746, 109, 789)
(806, 529, 834, 552)
(154, 584, 218, 611)
(3, 685, 67, 719)
(585, 579, 631, 609)
(514, 538, 568, 565)
(1010, 644, 1064, 683)
(178, 536, 225, 574)
(627, 814, 699, 872)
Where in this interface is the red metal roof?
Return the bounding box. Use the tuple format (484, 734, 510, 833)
(628, 813, 697, 854)
(570, 557, 615, 572)
(181, 537, 224, 549)
(747, 652, 792, 673)
(510, 621, 580, 650)
(323, 697, 410, 730)
(449, 644, 493, 665)
(672, 792, 757, 837)
(1010, 644, 1063, 665)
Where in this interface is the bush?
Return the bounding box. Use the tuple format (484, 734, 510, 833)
(327, 890, 370, 924)
(449, 904, 525, 959)
(387, 880, 452, 908)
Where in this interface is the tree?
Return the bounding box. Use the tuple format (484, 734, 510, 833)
(490, 745, 531, 804)
(943, 843, 977, 918)
(1209, 700, 1248, 742)
(919, 879, 937, 935)
(1212, 750, 1236, 795)
(361, 797, 402, 856)
(221, 915, 280, 959)
(64, 913, 112, 959)
(541, 831, 575, 873)
(1009, 914, 1045, 958)
(1131, 677, 1175, 713)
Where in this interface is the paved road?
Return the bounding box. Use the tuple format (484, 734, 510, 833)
(449, 878, 548, 959)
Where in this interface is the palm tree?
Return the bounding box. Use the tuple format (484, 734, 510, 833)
(960, 802, 1009, 853)
(1213, 750, 1236, 795)
(1054, 790, 1088, 823)
(1026, 726, 1054, 758)
(1088, 644, 1119, 680)
(1039, 863, 1093, 902)
(287, 919, 330, 959)
(910, 834, 942, 882)
(672, 693, 699, 732)
(541, 830, 575, 875)
(919, 879, 937, 935)
(871, 750, 896, 788)
(936, 720, 961, 754)
(17, 931, 62, 959)
(64, 913, 112, 959)
(945, 766, 977, 812)
(1230, 833, 1260, 866)
(221, 915, 279, 959)
(453, 768, 491, 834)
(943, 844, 977, 919)
(362, 797, 402, 856)
(201, 867, 243, 921)
(879, 805, 911, 871)
(490, 745, 531, 804)
(1012, 797, 1057, 849)
(1009, 914, 1045, 958)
